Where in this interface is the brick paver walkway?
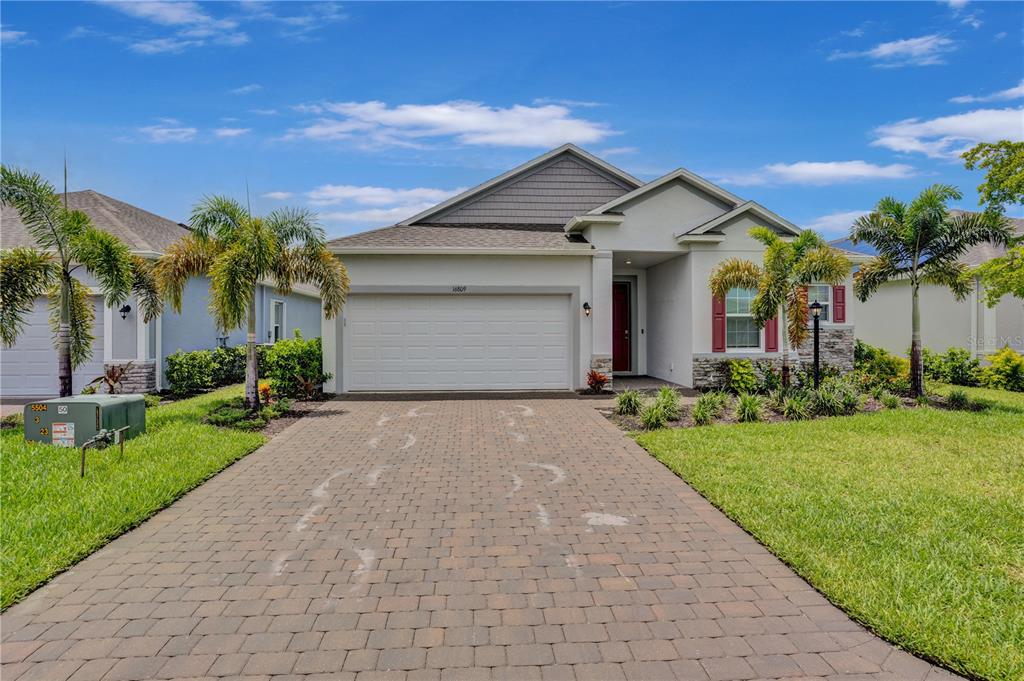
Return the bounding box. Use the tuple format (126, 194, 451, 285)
(3, 399, 958, 681)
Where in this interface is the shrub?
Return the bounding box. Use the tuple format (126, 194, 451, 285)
(980, 346, 1024, 392)
(586, 369, 609, 394)
(204, 396, 293, 431)
(854, 340, 910, 391)
(766, 388, 786, 413)
(922, 347, 944, 381)
(735, 393, 762, 422)
(941, 348, 981, 386)
(211, 345, 246, 386)
(782, 394, 811, 420)
(640, 402, 668, 430)
(725, 359, 757, 394)
(880, 392, 901, 409)
(143, 394, 161, 409)
(258, 380, 272, 403)
(164, 349, 215, 395)
(262, 331, 331, 398)
(616, 389, 642, 416)
(811, 378, 861, 417)
(654, 386, 681, 420)
(947, 388, 970, 410)
(693, 391, 728, 425)
(691, 402, 715, 426)
(754, 361, 781, 394)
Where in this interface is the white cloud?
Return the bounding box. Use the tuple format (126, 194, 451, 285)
(98, 1, 248, 53)
(1, 25, 36, 46)
(716, 161, 916, 186)
(950, 80, 1024, 104)
(249, 108, 278, 116)
(262, 191, 293, 200)
(239, 1, 347, 40)
(959, 12, 983, 29)
(214, 127, 251, 138)
(320, 205, 438, 225)
(532, 97, 604, 108)
(285, 100, 617, 148)
(230, 83, 262, 95)
(829, 34, 957, 67)
(872, 107, 1024, 158)
(599, 146, 638, 156)
(802, 210, 871, 238)
(306, 185, 464, 207)
(944, 0, 970, 8)
(138, 120, 197, 143)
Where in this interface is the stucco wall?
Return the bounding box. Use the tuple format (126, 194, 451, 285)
(993, 295, 1024, 352)
(852, 280, 973, 355)
(323, 253, 595, 392)
(646, 256, 692, 386)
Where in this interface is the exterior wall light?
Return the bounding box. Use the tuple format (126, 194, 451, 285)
(118, 304, 132, 320)
(583, 302, 592, 317)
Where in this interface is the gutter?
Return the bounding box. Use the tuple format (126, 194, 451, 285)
(329, 247, 597, 257)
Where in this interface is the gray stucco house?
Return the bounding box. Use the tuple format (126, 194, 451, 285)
(0, 190, 323, 397)
(322, 144, 860, 393)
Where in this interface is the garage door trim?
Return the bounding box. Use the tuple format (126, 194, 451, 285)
(341, 285, 581, 392)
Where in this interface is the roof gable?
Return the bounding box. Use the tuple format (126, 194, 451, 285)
(404, 144, 640, 226)
(682, 201, 802, 237)
(587, 167, 742, 216)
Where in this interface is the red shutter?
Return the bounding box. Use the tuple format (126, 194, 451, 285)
(712, 295, 726, 352)
(833, 285, 846, 323)
(764, 316, 779, 352)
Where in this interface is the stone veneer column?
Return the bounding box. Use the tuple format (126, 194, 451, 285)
(104, 360, 156, 394)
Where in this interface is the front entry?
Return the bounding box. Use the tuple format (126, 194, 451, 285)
(612, 281, 631, 372)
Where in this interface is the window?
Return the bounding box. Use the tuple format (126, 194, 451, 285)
(725, 288, 760, 349)
(271, 300, 285, 343)
(807, 284, 831, 322)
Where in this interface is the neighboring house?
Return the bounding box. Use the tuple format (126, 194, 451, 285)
(831, 213, 1024, 358)
(323, 144, 859, 393)
(0, 190, 323, 397)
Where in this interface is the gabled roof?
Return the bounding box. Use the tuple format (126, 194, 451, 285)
(585, 167, 743, 217)
(328, 223, 594, 254)
(1, 189, 190, 254)
(400, 144, 641, 226)
(681, 201, 802, 237)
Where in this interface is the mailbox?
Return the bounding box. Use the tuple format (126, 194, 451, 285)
(24, 395, 146, 448)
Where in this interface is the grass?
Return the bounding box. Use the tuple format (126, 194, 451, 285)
(635, 385, 1024, 681)
(1, 386, 267, 609)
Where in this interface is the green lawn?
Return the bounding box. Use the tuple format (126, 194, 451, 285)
(1, 387, 266, 609)
(636, 386, 1024, 681)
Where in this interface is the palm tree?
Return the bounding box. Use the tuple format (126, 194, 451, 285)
(851, 184, 1013, 396)
(0, 167, 162, 396)
(710, 227, 850, 386)
(156, 196, 349, 410)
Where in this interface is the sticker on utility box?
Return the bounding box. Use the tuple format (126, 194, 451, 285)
(52, 423, 75, 448)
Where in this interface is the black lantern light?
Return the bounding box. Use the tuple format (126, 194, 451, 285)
(582, 302, 592, 317)
(809, 300, 822, 389)
(118, 304, 132, 320)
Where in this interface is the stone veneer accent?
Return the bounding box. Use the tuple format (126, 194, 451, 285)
(692, 325, 854, 389)
(590, 354, 613, 389)
(105, 359, 156, 394)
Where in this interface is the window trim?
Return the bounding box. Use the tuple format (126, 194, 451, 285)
(271, 299, 287, 343)
(724, 287, 764, 352)
(806, 283, 833, 325)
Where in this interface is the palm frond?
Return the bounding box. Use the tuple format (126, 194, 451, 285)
(850, 210, 908, 263)
(130, 256, 163, 322)
(235, 218, 280, 278)
(924, 210, 1013, 264)
(155, 235, 216, 312)
(747, 226, 780, 249)
(69, 225, 134, 307)
(0, 248, 57, 346)
(785, 285, 809, 349)
(266, 207, 325, 248)
(853, 255, 905, 302)
(793, 246, 851, 286)
(293, 247, 349, 319)
(791, 229, 828, 259)
(48, 278, 95, 369)
(0, 166, 67, 255)
(189, 195, 247, 242)
(709, 258, 762, 300)
(921, 260, 972, 301)
(208, 243, 255, 331)
(750, 272, 785, 327)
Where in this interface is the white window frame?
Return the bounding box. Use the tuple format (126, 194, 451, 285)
(806, 283, 833, 325)
(725, 287, 763, 352)
(271, 299, 286, 343)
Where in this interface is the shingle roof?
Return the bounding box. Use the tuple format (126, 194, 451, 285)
(1, 190, 190, 253)
(328, 223, 593, 252)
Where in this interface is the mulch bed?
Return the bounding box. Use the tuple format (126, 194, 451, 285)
(260, 398, 347, 438)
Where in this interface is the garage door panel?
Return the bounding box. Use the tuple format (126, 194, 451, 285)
(345, 294, 572, 391)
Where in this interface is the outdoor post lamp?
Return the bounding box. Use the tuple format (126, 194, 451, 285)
(583, 302, 592, 317)
(118, 304, 132, 320)
(810, 300, 822, 389)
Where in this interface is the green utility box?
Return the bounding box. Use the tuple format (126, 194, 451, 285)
(24, 395, 146, 448)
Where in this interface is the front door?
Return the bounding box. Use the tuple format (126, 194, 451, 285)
(612, 282, 631, 372)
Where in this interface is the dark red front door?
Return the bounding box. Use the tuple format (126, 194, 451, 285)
(612, 282, 631, 372)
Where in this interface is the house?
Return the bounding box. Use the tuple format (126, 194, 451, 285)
(832, 213, 1024, 358)
(322, 144, 858, 393)
(0, 190, 323, 397)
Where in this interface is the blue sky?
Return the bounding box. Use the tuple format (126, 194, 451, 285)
(2, 1, 1022, 239)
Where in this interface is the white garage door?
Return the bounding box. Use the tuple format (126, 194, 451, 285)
(345, 294, 572, 391)
(0, 296, 105, 398)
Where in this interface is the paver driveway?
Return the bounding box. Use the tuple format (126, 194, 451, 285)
(3, 398, 957, 681)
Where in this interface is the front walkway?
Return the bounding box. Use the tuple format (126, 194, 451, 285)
(2, 399, 956, 680)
